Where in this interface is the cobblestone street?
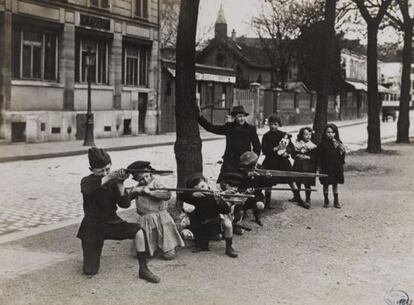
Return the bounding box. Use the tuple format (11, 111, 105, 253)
(0, 118, 411, 236)
(0, 140, 223, 236)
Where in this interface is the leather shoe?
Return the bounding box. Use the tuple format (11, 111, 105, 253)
(139, 267, 160, 283)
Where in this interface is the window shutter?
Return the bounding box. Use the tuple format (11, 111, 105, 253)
(143, 0, 148, 18)
(101, 0, 110, 8)
(136, 0, 142, 16)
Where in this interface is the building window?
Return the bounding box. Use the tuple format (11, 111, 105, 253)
(90, 0, 110, 9)
(123, 44, 150, 87)
(75, 37, 109, 84)
(12, 28, 58, 81)
(135, 0, 149, 18)
(221, 84, 227, 107)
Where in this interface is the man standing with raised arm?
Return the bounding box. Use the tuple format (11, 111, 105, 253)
(198, 105, 261, 183)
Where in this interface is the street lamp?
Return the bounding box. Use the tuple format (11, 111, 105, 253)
(83, 47, 96, 146)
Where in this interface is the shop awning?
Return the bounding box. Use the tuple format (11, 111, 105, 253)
(167, 68, 236, 84)
(378, 85, 394, 94)
(345, 80, 367, 91)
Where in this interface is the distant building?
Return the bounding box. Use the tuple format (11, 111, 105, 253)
(0, 0, 160, 143)
(196, 5, 299, 90)
(160, 59, 236, 133)
(339, 48, 388, 119)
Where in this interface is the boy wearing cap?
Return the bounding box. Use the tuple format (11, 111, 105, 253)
(237, 151, 267, 226)
(77, 148, 160, 283)
(198, 105, 261, 183)
(127, 161, 185, 260)
(220, 172, 248, 235)
(262, 114, 305, 207)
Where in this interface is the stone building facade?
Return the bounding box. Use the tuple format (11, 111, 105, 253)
(0, 0, 160, 143)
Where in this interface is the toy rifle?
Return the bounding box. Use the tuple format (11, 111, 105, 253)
(149, 188, 255, 199)
(125, 169, 173, 175)
(250, 187, 317, 192)
(249, 168, 328, 178)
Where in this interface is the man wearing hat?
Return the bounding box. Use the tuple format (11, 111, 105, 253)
(198, 105, 261, 183)
(77, 148, 160, 283)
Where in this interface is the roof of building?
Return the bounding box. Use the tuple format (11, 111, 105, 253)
(197, 36, 273, 69)
(381, 53, 402, 63)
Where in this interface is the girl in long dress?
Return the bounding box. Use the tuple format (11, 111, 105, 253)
(128, 161, 185, 260)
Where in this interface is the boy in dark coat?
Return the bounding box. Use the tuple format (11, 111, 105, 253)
(261, 114, 305, 207)
(198, 105, 261, 183)
(179, 173, 238, 258)
(77, 148, 160, 283)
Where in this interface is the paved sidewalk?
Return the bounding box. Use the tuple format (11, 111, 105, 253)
(0, 118, 366, 162)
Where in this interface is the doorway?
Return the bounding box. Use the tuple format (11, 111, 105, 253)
(138, 92, 148, 133)
(11, 122, 26, 143)
(76, 113, 86, 140)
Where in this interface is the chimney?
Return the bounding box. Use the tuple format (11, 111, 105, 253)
(231, 29, 236, 40)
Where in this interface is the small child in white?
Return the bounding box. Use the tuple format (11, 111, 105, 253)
(128, 161, 184, 260)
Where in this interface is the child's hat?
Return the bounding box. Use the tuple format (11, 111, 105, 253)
(88, 147, 111, 168)
(239, 151, 258, 167)
(186, 172, 205, 188)
(221, 172, 244, 186)
(268, 114, 282, 126)
(127, 161, 154, 171)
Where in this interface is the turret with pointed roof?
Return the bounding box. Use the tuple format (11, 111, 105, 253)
(215, 4, 227, 39)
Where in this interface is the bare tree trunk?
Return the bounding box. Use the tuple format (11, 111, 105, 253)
(313, 0, 336, 143)
(396, 22, 412, 143)
(366, 24, 381, 153)
(174, 0, 202, 189)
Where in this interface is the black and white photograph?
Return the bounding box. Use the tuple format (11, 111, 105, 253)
(0, 0, 413, 304)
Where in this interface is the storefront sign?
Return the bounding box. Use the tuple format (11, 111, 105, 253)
(80, 14, 110, 31)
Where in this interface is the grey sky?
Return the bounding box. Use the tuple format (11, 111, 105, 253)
(196, 0, 399, 45)
(198, 0, 260, 38)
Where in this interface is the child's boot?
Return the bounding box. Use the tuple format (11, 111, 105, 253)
(137, 251, 160, 283)
(200, 238, 210, 251)
(233, 224, 244, 235)
(323, 193, 329, 208)
(162, 249, 176, 260)
(294, 190, 310, 209)
(264, 190, 274, 209)
(333, 193, 341, 209)
(192, 237, 202, 253)
(305, 190, 311, 205)
(225, 238, 238, 258)
(253, 209, 263, 226)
